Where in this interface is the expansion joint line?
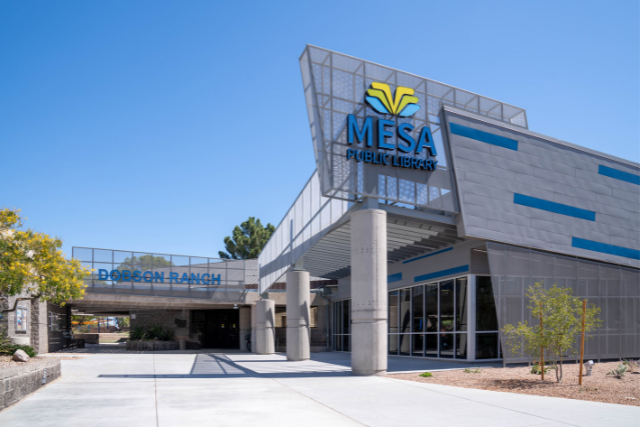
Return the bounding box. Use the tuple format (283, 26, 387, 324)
(153, 353, 160, 427)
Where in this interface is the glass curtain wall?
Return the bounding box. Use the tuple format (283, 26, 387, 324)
(389, 276, 468, 359)
(332, 300, 351, 352)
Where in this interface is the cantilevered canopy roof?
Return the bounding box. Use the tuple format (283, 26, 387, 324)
(302, 212, 463, 280)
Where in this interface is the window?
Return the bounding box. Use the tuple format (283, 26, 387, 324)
(331, 300, 350, 352)
(388, 275, 469, 360)
(50, 313, 62, 331)
(15, 307, 28, 332)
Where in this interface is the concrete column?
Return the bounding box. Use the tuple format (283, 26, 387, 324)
(255, 299, 275, 354)
(350, 207, 387, 376)
(239, 307, 251, 352)
(286, 269, 310, 361)
(250, 305, 257, 353)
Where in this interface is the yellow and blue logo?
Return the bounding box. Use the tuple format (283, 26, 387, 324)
(365, 82, 420, 117)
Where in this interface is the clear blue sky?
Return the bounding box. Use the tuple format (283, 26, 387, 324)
(1, 1, 638, 259)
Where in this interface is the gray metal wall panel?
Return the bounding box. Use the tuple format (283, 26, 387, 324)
(445, 107, 640, 269)
(487, 243, 640, 363)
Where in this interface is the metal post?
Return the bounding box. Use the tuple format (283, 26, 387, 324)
(579, 299, 587, 386)
(540, 303, 544, 381)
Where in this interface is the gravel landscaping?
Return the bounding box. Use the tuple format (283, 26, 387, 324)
(390, 361, 640, 407)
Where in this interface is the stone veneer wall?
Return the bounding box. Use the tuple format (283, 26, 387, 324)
(0, 358, 61, 411)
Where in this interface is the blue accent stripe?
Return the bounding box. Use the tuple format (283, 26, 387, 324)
(414, 265, 470, 283)
(388, 273, 403, 283)
(572, 237, 640, 260)
(514, 193, 596, 221)
(598, 165, 640, 186)
(403, 247, 453, 264)
(450, 122, 518, 151)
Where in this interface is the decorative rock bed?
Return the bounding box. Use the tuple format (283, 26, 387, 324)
(125, 340, 179, 351)
(0, 357, 61, 411)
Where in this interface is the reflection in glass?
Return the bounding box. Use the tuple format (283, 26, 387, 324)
(389, 335, 398, 355)
(440, 333, 454, 358)
(412, 286, 424, 332)
(412, 334, 424, 357)
(400, 289, 411, 333)
(399, 334, 410, 355)
(455, 334, 467, 359)
(476, 333, 499, 359)
(343, 335, 350, 352)
(426, 334, 438, 357)
(476, 277, 498, 331)
(426, 283, 438, 332)
(389, 291, 399, 333)
(440, 280, 454, 333)
(456, 278, 468, 331)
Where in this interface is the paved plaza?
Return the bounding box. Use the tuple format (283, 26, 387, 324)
(0, 349, 638, 427)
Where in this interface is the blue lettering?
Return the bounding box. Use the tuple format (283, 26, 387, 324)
(416, 126, 437, 156)
(121, 270, 132, 281)
(143, 271, 153, 282)
(98, 269, 109, 280)
(397, 123, 416, 153)
(377, 119, 395, 150)
(355, 150, 364, 161)
(373, 152, 381, 164)
(133, 271, 142, 282)
(211, 274, 221, 285)
(393, 155, 400, 166)
(169, 272, 179, 283)
(180, 273, 189, 284)
(190, 273, 200, 284)
(346, 148, 355, 160)
(364, 151, 373, 162)
(347, 115, 373, 147)
(201, 274, 211, 284)
(110, 270, 121, 281)
(155, 272, 165, 283)
(382, 154, 390, 165)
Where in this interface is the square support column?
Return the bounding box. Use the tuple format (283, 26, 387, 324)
(350, 208, 388, 376)
(255, 299, 275, 354)
(286, 269, 310, 361)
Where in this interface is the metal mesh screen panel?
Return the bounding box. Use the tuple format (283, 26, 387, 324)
(258, 170, 351, 293)
(486, 242, 640, 363)
(72, 247, 258, 302)
(300, 45, 528, 210)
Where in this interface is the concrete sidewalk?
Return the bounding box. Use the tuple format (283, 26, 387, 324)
(0, 351, 637, 427)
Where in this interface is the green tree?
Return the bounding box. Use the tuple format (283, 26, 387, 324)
(218, 217, 275, 259)
(502, 283, 602, 383)
(117, 254, 173, 272)
(0, 208, 90, 313)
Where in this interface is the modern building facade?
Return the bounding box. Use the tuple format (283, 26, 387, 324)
(256, 45, 640, 375)
(22, 46, 636, 374)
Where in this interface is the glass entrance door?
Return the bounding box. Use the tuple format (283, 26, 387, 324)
(192, 309, 239, 349)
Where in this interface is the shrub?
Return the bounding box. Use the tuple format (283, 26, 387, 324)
(621, 359, 639, 372)
(463, 367, 482, 373)
(11, 344, 37, 358)
(129, 324, 175, 341)
(129, 326, 147, 341)
(607, 364, 628, 379)
(0, 327, 38, 357)
(419, 372, 433, 377)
